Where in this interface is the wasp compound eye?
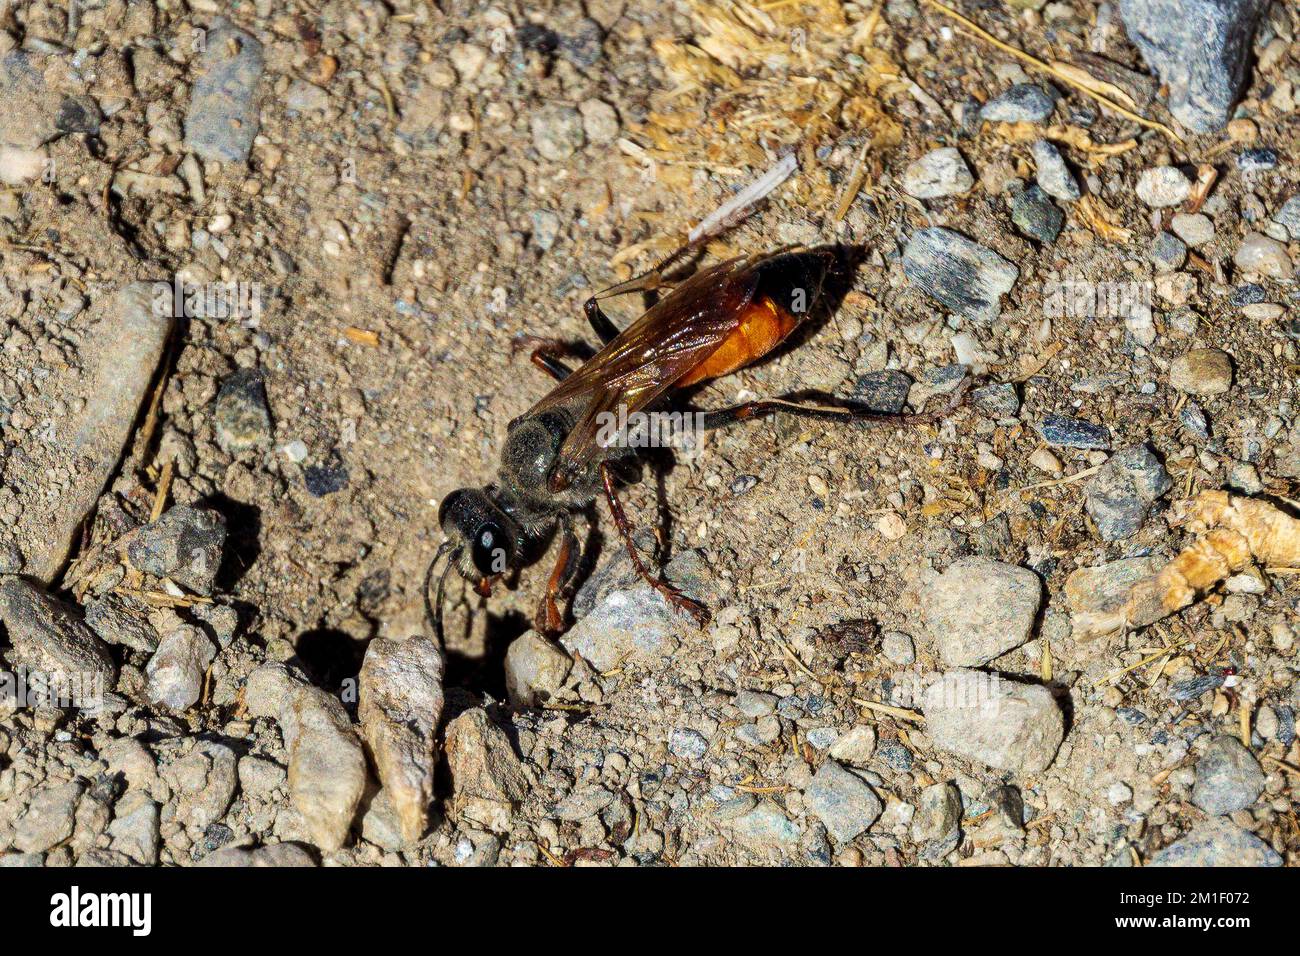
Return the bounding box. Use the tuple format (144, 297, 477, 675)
(471, 522, 508, 576)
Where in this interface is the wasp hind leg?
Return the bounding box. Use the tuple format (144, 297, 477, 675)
(599, 462, 709, 628)
(582, 233, 718, 343)
(698, 377, 974, 431)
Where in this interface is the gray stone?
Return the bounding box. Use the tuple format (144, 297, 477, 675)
(1008, 183, 1063, 244)
(1192, 736, 1265, 815)
(191, 602, 239, 648)
(14, 781, 84, 853)
(127, 505, 226, 594)
(107, 791, 159, 865)
(882, 631, 916, 665)
(972, 382, 1021, 418)
(1274, 196, 1300, 240)
(923, 670, 1064, 774)
(913, 780, 962, 843)
(1135, 166, 1191, 207)
(1037, 415, 1111, 450)
(901, 147, 974, 198)
(237, 756, 286, 797)
(734, 689, 778, 718)
(84, 595, 158, 653)
(163, 741, 237, 828)
(184, 18, 265, 163)
(1171, 213, 1215, 246)
(358, 636, 445, 843)
(0, 51, 62, 149)
(1030, 139, 1079, 201)
(1119, 0, 1270, 132)
(243, 662, 307, 720)
(668, 727, 708, 760)
(444, 708, 526, 833)
(213, 368, 273, 455)
(1234, 232, 1293, 279)
(1180, 402, 1209, 441)
(1149, 817, 1282, 867)
(728, 801, 800, 849)
(804, 760, 882, 843)
(145, 625, 217, 710)
(852, 370, 912, 413)
(0, 576, 116, 686)
(562, 550, 709, 671)
(1084, 445, 1172, 541)
(359, 787, 409, 851)
(980, 84, 1056, 123)
(925, 557, 1043, 667)
(902, 227, 1019, 324)
(197, 843, 317, 866)
(828, 725, 876, 766)
(504, 631, 571, 707)
(531, 104, 585, 161)
(1150, 231, 1187, 272)
(13, 284, 171, 583)
(552, 786, 614, 822)
(284, 80, 329, 112)
(283, 686, 368, 852)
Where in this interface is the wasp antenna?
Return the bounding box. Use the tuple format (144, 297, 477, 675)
(423, 542, 459, 645)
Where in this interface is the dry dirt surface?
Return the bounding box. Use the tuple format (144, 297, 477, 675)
(0, 0, 1298, 868)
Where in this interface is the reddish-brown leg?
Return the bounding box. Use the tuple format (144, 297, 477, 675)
(599, 462, 710, 627)
(510, 335, 586, 381)
(535, 525, 577, 635)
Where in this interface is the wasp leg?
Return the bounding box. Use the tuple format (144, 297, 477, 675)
(511, 335, 587, 381)
(599, 462, 710, 627)
(698, 377, 973, 430)
(583, 231, 725, 342)
(583, 297, 623, 344)
(535, 521, 580, 636)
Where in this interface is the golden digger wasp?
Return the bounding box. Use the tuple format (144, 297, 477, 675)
(428, 211, 969, 641)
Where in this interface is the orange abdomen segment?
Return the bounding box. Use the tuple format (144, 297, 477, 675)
(677, 295, 800, 387)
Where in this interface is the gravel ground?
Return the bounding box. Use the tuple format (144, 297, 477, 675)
(0, 0, 1298, 867)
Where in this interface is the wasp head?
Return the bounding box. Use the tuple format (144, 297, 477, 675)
(426, 488, 522, 642)
(438, 487, 522, 582)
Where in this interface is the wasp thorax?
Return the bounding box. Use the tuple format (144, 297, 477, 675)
(500, 411, 566, 496)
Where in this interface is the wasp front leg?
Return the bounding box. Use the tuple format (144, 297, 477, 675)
(534, 520, 580, 635)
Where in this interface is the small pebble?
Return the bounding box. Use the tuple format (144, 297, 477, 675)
(1038, 415, 1111, 450)
(1170, 212, 1214, 246)
(1030, 139, 1079, 201)
(1169, 348, 1233, 396)
(1135, 166, 1191, 207)
(1149, 231, 1186, 272)
(901, 147, 974, 199)
(1008, 183, 1063, 244)
(1234, 232, 1293, 279)
(980, 84, 1056, 123)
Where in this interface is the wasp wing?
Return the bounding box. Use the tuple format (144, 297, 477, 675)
(529, 255, 761, 488)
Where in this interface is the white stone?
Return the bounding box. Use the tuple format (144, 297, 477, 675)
(901, 147, 974, 199)
(1135, 166, 1191, 207)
